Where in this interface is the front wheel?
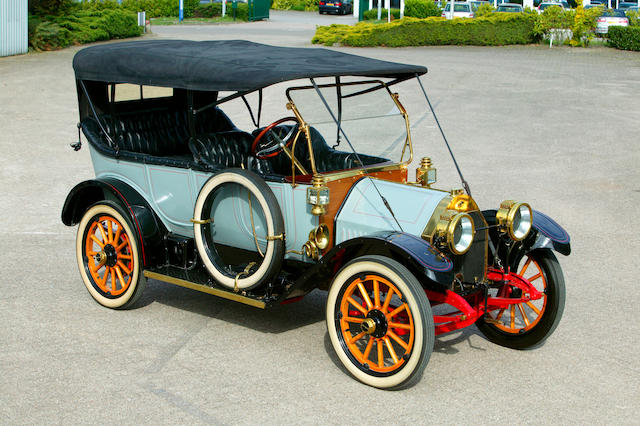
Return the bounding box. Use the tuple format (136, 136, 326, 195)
(477, 250, 565, 349)
(76, 202, 146, 309)
(326, 255, 434, 389)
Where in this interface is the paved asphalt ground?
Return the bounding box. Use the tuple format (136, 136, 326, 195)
(1, 10, 639, 424)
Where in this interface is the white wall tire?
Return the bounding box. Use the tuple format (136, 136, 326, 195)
(193, 169, 285, 291)
(326, 255, 434, 389)
(76, 202, 146, 309)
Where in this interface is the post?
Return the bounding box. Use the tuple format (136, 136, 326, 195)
(449, 0, 455, 19)
(377, 0, 381, 19)
(354, 0, 359, 17)
(137, 11, 146, 33)
(179, 0, 184, 21)
(369, 0, 373, 9)
(385, 0, 390, 22)
(400, 0, 404, 18)
(222, 0, 226, 17)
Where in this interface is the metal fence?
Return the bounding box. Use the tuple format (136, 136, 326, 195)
(0, 0, 28, 57)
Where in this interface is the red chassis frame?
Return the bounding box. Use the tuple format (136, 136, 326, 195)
(426, 267, 544, 335)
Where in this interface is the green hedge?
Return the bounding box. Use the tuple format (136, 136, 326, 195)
(193, 2, 249, 20)
(29, 9, 142, 51)
(404, 0, 441, 18)
(363, 8, 401, 20)
(78, 0, 201, 18)
(272, 0, 318, 11)
(313, 14, 539, 47)
(608, 26, 640, 51)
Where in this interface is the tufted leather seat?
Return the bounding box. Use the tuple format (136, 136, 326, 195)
(84, 107, 236, 157)
(253, 125, 388, 174)
(188, 131, 274, 175)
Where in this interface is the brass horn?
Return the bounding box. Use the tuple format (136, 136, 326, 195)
(309, 224, 329, 250)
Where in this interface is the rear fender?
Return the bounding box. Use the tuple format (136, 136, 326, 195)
(294, 232, 454, 293)
(61, 178, 167, 267)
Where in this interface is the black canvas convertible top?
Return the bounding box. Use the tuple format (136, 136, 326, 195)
(72, 40, 427, 92)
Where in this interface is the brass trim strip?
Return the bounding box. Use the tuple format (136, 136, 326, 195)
(190, 218, 212, 225)
(143, 270, 266, 309)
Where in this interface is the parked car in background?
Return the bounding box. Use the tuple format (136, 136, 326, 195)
(584, 3, 605, 9)
(596, 9, 629, 34)
(538, 2, 567, 12)
(441, 2, 475, 18)
(319, 0, 353, 15)
(469, 0, 490, 12)
(496, 3, 524, 12)
(616, 2, 637, 10)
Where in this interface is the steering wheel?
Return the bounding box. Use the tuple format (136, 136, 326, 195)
(251, 117, 300, 160)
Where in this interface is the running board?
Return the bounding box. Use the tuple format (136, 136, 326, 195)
(143, 270, 266, 309)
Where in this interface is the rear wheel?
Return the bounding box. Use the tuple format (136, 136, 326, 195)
(326, 255, 434, 389)
(76, 202, 146, 309)
(477, 250, 565, 349)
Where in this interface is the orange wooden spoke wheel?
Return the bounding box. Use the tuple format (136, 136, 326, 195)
(85, 215, 134, 296)
(326, 255, 434, 389)
(490, 256, 548, 334)
(477, 250, 565, 350)
(76, 203, 146, 310)
(339, 274, 415, 374)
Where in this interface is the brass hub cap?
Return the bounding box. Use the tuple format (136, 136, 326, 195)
(361, 318, 376, 335)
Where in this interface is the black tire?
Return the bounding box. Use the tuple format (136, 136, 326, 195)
(193, 169, 285, 291)
(326, 255, 434, 389)
(477, 250, 565, 349)
(76, 201, 146, 309)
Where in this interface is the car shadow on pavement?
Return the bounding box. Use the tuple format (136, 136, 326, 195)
(137, 278, 326, 334)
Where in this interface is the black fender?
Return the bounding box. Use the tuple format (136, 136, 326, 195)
(61, 178, 167, 267)
(483, 209, 571, 260)
(293, 231, 454, 294)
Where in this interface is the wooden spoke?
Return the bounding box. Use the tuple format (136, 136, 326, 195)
(97, 222, 108, 242)
(388, 322, 412, 330)
(116, 240, 128, 252)
(347, 297, 368, 315)
(527, 272, 542, 282)
(344, 316, 364, 324)
(382, 287, 394, 313)
(362, 337, 374, 362)
(349, 331, 367, 344)
(90, 234, 105, 248)
(117, 261, 131, 276)
(494, 308, 506, 321)
(113, 226, 121, 247)
(387, 330, 409, 351)
(373, 279, 380, 308)
(526, 301, 541, 315)
(115, 266, 127, 290)
(377, 340, 384, 368)
(384, 337, 399, 364)
(107, 220, 113, 243)
(519, 257, 532, 276)
(99, 267, 109, 289)
(510, 304, 515, 329)
(117, 254, 132, 260)
(110, 268, 116, 293)
(386, 303, 407, 319)
(517, 303, 530, 326)
(357, 282, 373, 310)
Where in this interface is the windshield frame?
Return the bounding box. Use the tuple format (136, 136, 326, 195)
(284, 79, 413, 183)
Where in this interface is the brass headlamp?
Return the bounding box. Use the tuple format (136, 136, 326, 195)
(308, 175, 329, 216)
(496, 200, 532, 241)
(434, 210, 475, 255)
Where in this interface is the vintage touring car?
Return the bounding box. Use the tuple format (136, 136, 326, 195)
(62, 40, 570, 389)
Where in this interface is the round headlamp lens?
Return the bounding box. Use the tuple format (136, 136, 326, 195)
(449, 213, 474, 255)
(510, 203, 532, 241)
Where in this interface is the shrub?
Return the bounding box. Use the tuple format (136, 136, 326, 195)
(29, 0, 74, 16)
(608, 26, 640, 51)
(363, 8, 401, 20)
(120, 0, 201, 18)
(533, 5, 573, 37)
(474, 3, 495, 18)
(29, 9, 142, 51)
(313, 14, 539, 46)
(570, 3, 600, 46)
(627, 10, 640, 27)
(193, 2, 249, 20)
(272, 0, 318, 11)
(404, 0, 441, 18)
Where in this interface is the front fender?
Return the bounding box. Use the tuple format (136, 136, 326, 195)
(293, 231, 454, 293)
(61, 178, 167, 267)
(483, 209, 571, 257)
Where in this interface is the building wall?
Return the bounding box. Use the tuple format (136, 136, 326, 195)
(0, 0, 28, 57)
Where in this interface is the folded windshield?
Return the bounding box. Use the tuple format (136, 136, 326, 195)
(287, 80, 410, 172)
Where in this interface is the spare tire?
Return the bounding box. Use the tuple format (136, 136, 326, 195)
(193, 169, 285, 291)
